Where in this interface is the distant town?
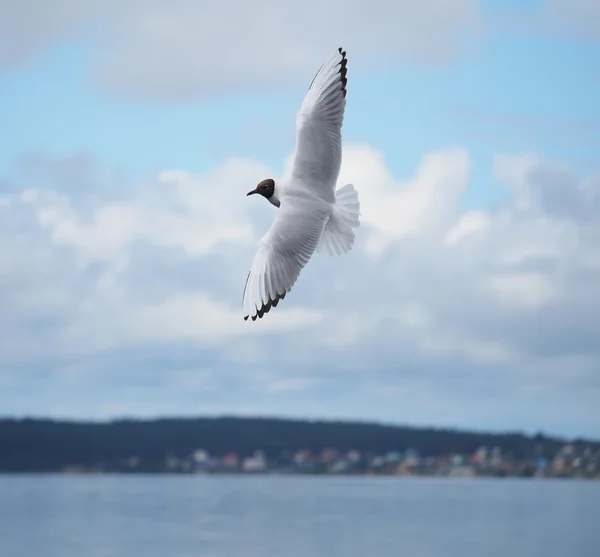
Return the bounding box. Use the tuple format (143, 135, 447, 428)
(63, 443, 600, 479)
(2, 416, 599, 478)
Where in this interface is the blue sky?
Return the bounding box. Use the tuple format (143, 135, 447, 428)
(1, 0, 599, 438)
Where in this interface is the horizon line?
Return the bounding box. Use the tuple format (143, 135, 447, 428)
(1, 413, 597, 443)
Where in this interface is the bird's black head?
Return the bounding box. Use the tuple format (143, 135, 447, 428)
(247, 178, 275, 199)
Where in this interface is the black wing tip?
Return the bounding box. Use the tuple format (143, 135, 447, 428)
(243, 291, 287, 322)
(338, 47, 348, 98)
(308, 48, 348, 95)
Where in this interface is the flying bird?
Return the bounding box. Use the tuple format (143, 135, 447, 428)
(243, 47, 360, 321)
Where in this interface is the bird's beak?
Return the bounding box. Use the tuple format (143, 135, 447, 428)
(246, 188, 258, 196)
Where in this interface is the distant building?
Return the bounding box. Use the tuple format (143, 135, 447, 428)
(403, 448, 420, 468)
(192, 449, 209, 463)
(370, 456, 385, 469)
(448, 465, 475, 478)
(320, 448, 338, 463)
(330, 460, 349, 474)
(293, 449, 312, 465)
(346, 450, 361, 463)
(451, 454, 464, 466)
(385, 451, 402, 463)
(491, 446, 502, 466)
(242, 451, 267, 473)
(222, 452, 239, 468)
(165, 454, 180, 471)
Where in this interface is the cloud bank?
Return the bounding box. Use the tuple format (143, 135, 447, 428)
(1, 142, 599, 434)
(2, 0, 482, 99)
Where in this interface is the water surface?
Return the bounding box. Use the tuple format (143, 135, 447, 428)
(1, 475, 598, 557)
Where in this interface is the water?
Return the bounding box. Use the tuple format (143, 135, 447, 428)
(0, 475, 598, 557)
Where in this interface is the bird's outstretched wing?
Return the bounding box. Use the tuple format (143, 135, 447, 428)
(290, 47, 348, 191)
(242, 199, 329, 321)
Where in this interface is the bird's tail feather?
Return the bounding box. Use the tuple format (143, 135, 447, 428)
(317, 183, 360, 256)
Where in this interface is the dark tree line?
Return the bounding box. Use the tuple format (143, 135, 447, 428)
(0, 416, 596, 472)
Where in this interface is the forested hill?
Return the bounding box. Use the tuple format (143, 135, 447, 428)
(0, 416, 597, 472)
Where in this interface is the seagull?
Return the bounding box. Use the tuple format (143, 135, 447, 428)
(243, 47, 360, 321)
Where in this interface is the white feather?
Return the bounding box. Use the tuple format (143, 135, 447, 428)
(289, 47, 347, 197)
(243, 198, 330, 321)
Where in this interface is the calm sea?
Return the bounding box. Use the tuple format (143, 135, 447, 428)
(0, 475, 598, 557)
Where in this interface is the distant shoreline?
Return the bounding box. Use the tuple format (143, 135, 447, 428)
(2, 416, 598, 478)
(1, 471, 599, 481)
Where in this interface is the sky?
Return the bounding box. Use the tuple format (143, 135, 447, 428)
(1, 0, 599, 438)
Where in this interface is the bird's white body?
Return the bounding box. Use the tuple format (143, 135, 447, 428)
(243, 48, 360, 321)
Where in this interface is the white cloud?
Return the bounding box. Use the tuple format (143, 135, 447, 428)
(444, 211, 489, 245)
(487, 272, 556, 310)
(488, 1, 600, 40)
(0, 0, 482, 99)
(541, 0, 600, 38)
(22, 158, 273, 262)
(126, 292, 322, 343)
(1, 142, 600, 433)
(265, 377, 316, 395)
(335, 144, 471, 257)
